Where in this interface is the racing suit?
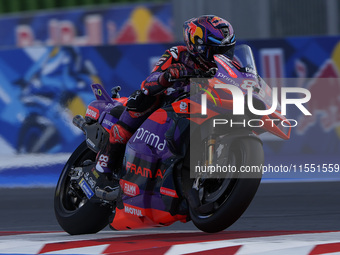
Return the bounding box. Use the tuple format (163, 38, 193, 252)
(96, 45, 214, 174)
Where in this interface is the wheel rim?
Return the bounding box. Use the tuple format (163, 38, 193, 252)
(58, 147, 96, 214)
(193, 144, 240, 217)
(62, 175, 87, 211)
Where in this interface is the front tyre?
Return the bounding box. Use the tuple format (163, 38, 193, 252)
(189, 137, 264, 233)
(54, 141, 112, 235)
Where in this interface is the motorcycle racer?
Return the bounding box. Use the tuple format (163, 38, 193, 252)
(95, 15, 236, 187)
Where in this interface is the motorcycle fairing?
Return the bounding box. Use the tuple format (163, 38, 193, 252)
(202, 52, 291, 139)
(91, 83, 112, 102)
(86, 83, 126, 130)
(99, 111, 119, 132)
(110, 107, 190, 230)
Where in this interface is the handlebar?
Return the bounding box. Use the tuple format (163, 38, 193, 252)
(111, 86, 121, 98)
(168, 67, 217, 83)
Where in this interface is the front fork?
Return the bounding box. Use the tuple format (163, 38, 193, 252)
(193, 135, 216, 191)
(205, 134, 216, 166)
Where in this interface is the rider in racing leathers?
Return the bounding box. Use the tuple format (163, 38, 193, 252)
(95, 15, 236, 186)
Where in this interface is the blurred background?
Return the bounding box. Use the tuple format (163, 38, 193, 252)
(0, 0, 339, 186)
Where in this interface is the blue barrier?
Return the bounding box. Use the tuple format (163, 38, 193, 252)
(0, 44, 171, 155)
(0, 154, 69, 187)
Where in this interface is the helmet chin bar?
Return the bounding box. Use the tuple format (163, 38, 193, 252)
(196, 53, 216, 69)
(195, 45, 214, 64)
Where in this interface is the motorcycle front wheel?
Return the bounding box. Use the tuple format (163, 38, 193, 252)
(188, 137, 264, 233)
(54, 141, 112, 235)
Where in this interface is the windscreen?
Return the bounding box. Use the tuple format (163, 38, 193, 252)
(232, 44, 257, 74)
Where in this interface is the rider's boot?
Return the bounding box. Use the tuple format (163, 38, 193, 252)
(94, 123, 132, 200)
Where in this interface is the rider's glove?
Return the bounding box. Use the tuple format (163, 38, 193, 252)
(159, 63, 188, 88)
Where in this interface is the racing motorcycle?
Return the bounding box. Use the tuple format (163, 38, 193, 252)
(54, 44, 291, 235)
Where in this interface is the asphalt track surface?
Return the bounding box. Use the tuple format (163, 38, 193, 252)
(1, 181, 340, 232)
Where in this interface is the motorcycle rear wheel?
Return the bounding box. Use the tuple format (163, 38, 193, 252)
(189, 137, 263, 233)
(54, 141, 112, 235)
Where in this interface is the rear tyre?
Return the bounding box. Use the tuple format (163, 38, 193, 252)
(54, 141, 112, 235)
(189, 137, 263, 233)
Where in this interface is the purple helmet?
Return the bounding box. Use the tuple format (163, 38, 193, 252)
(183, 15, 236, 64)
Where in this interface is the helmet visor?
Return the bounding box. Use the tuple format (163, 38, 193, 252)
(200, 45, 235, 61)
(211, 45, 235, 59)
